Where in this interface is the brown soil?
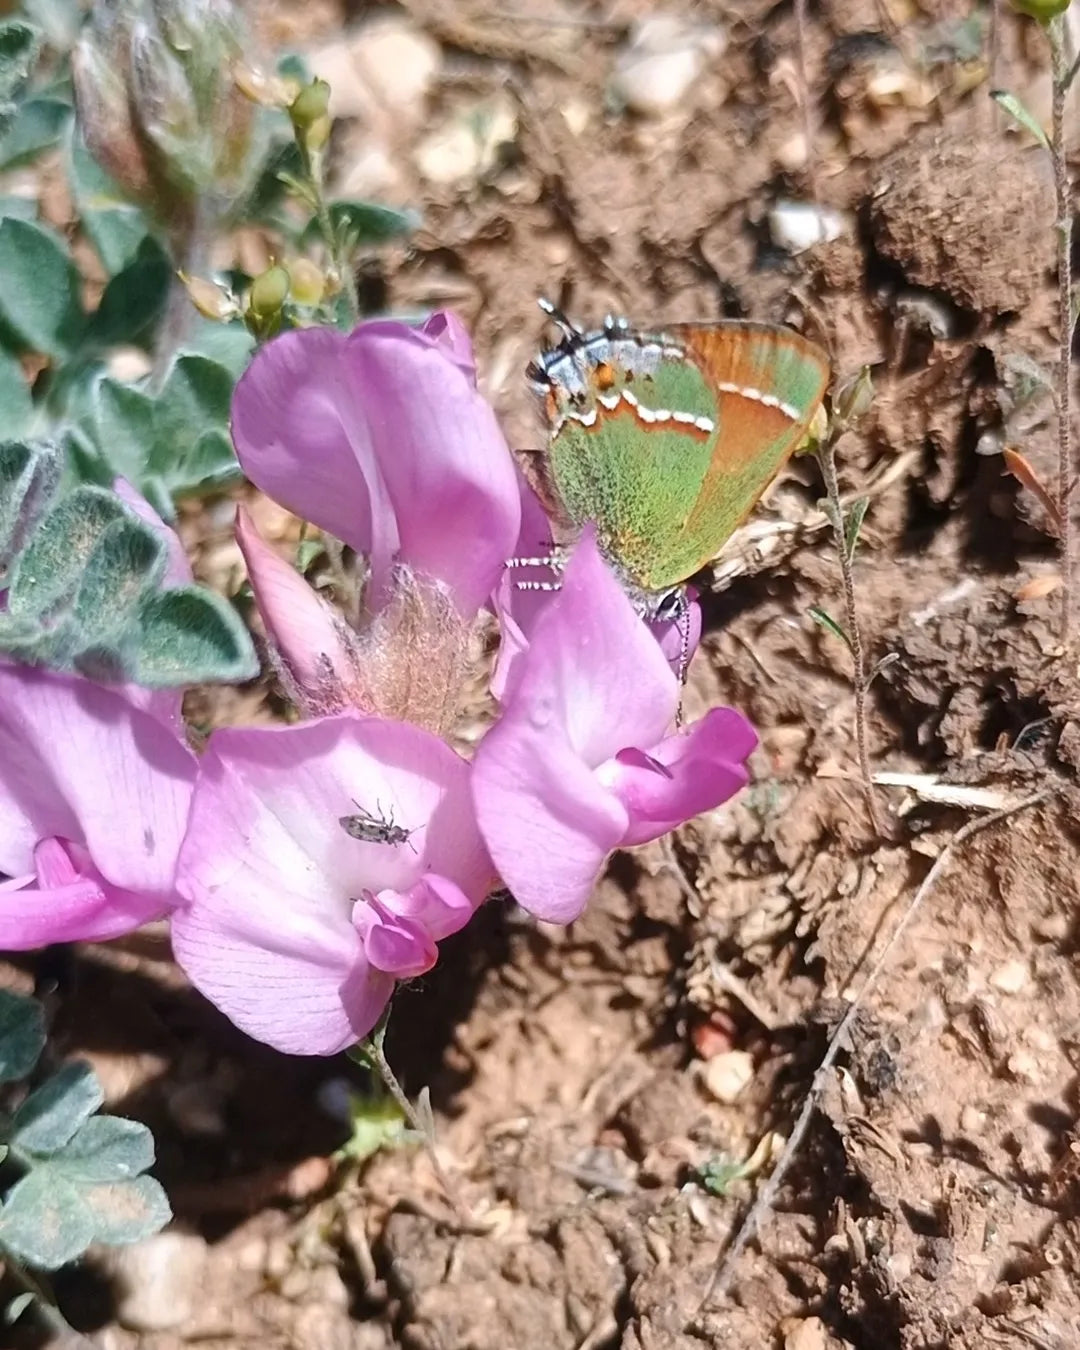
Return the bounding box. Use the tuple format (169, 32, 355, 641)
(7, 1, 1080, 1347)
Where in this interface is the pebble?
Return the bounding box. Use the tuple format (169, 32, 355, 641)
(308, 18, 440, 123)
(110, 1230, 208, 1332)
(959, 1105, 986, 1135)
(105, 346, 153, 383)
(610, 16, 726, 116)
(414, 93, 518, 186)
(701, 1050, 754, 1104)
(768, 200, 849, 254)
(988, 959, 1029, 995)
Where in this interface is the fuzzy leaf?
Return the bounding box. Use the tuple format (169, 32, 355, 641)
(0, 349, 34, 434)
(6, 486, 126, 621)
(77, 1175, 171, 1247)
(88, 376, 156, 486)
(86, 235, 171, 349)
(0, 439, 60, 568)
(990, 88, 1052, 153)
(53, 1116, 155, 1183)
(0, 96, 69, 172)
(809, 604, 854, 654)
(0, 1169, 93, 1268)
(0, 989, 45, 1082)
(134, 585, 258, 685)
(843, 497, 870, 562)
(12, 1061, 104, 1156)
(68, 127, 150, 276)
(70, 514, 166, 638)
(0, 217, 84, 357)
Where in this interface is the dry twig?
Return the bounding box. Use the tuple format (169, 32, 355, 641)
(692, 786, 1055, 1316)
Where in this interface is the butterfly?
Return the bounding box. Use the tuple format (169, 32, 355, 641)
(520, 301, 831, 619)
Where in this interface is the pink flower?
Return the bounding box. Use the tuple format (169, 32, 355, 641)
(170, 713, 495, 1056)
(231, 313, 521, 618)
(0, 664, 197, 947)
(493, 476, 703, 701)
(473, 531, 757, 924)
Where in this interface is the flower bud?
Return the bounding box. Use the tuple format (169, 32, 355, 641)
(289, 79, 332, 153)
(288, 257, 326, 308)
(831, 366, 874, 429)
(73, 0, 263, 239)
(180, 273, 239, 322)
(1009, 0, 1071, 18)
(245, 263, 290, 339)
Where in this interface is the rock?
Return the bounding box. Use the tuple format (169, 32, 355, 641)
(110, 1230, 208, 1332)
(701, 1050, 755, 1104)
(307, 17, 440, 124)
(989, 959, 1029, 995)
(414, 92, 518, 187)
(769, 201, 849, 254)
(610, 16, 726, 116)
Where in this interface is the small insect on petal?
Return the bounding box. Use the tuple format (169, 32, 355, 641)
(338, 800, 416, 850)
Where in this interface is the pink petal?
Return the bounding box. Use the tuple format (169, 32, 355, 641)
(354, 895, 437, 978)
(606, 707, 758, 846)
(0, 871, 163, 947)
(235, 506, 355, 701)
(0, 664, 196, 899)
(379, 873, 475, 942)
(503, 529, 677, 768)
(420, 311, 477, 372)
(173, 897, 394, 1055)
(231, 327, 401, 604)
(491, 472, 557, 703)
(653, 593, 703, 678)
(172, 713, 491, 1055)
(344, 320, 520, 616)
(472, 708, 628, 924)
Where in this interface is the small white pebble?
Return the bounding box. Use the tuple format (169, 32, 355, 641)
(769, 200, 849, 254)
(1007, 1049, 1041, 1084)
(989, 959, 1028, 995)
(702, 1050, 754, 1104)
(959, 1105, 985, 1135)
(610, 16, 726, 116)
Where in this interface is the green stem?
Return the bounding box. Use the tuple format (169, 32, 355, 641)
(817, 440, 885, 839)
(1049, 16, 1074, 646)
(345, 1036, 467, 1221)
(305, 146, 359, 326)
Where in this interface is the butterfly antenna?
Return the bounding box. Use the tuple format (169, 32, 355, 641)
(537, 297, 582, 341)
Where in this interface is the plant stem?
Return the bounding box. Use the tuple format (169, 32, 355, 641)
(1049, 16, 1074, 646)
(306, 146, 360, 326)
(346, 1041, 468, 1222)
(817, 439, 885, 838)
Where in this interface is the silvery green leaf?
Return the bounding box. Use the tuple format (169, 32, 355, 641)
(0, 989, 44, 1082)
(809, 605, 854, 655)
(12, 1061, 104, 1156)
(0, 1169, 93, 1268)
(77, 1175, 171, 1247)
(6, 486, 126, 620)
(0, 217, 85, 358)
(54, 1116, 155, 1183)
(990, 89, 1052, 154)
(133, 585, 258, 685)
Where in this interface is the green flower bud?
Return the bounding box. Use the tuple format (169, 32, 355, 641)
(287, 257, 326, 308)
(1009, 0, 1071, 18)
(245, 263, 289, 339)
(289, 79, 332, 153)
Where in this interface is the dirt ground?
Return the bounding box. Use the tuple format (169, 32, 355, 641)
(7, 0, 1080, 1346)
